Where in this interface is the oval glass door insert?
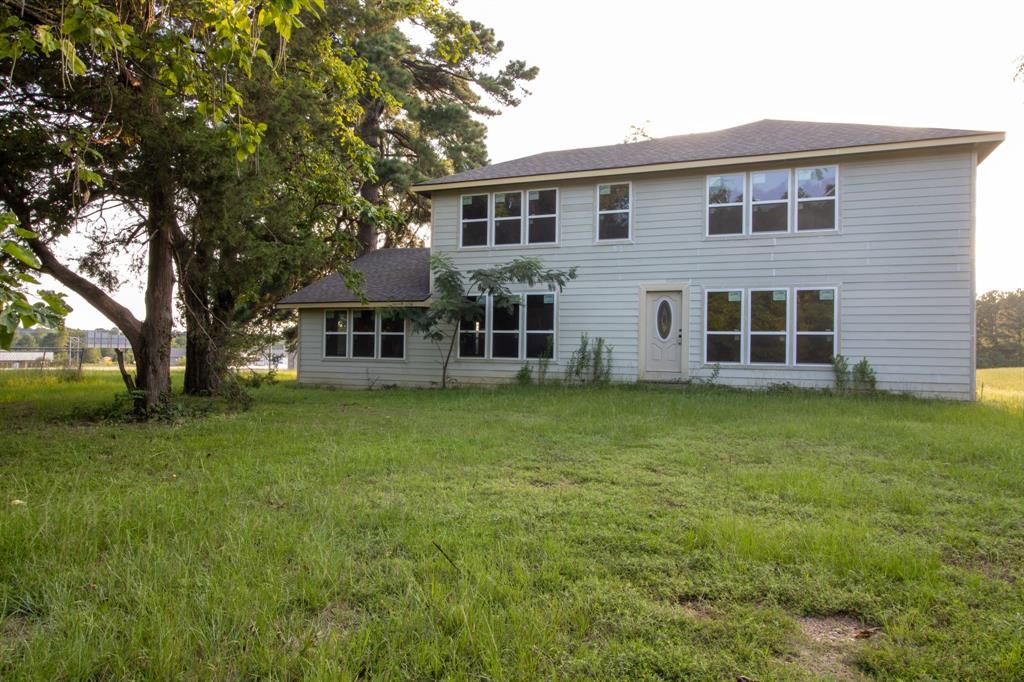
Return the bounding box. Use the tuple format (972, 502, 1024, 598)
(656, 300, 672, 340)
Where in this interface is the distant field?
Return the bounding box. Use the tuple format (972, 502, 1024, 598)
(977, 366, 1024, 406)
(1, 371, 1022, 680)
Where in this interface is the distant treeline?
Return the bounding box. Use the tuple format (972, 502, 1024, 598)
(977, 290, 1023, 368)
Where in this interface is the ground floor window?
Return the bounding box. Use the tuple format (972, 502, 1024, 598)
(458, 293, 556, 360)
(703, 286, 837, 366)
(795, 288, 836, 365)
(323, 309, 406, 360)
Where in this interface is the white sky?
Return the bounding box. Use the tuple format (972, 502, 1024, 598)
(53, 0, 1023, 329)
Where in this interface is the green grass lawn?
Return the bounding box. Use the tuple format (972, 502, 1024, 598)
(1, 371, 1022, 680)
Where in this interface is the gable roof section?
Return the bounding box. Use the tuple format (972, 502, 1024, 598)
(279, 248, 430, 307)
(413, 119, 1003, 192)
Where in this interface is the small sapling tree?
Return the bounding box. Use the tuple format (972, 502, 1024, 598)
(398, 254, 576, 388)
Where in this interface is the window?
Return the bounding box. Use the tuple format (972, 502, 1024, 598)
(795, 288, 836, 364)
(324, 310, 348, 357)
(458, 296, 487, 358)
(796, 166, 837, 231)
(750, 170, 790, 233)
(351, 310, 376, 358)
(749, 289, 788, 364)
(527, 189, 558, 244)
(491, 295, 521, 358)
(380, 315, 405, 359)
(458, 294, 556, 360)
(705, 290, 743, 363)
(460, 194, 489, 247)
(493, 191, 523, 245)
(324, 310, 404, 359)
(525, 294, 555, 358)
(597, 182, 630, 240)
(707, 174, 744, 235)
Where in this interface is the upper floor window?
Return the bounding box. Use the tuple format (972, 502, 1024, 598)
(796, 167, 837, 231)
(706, 165, 837, 236)
(493, 192, 523, 245)
(460, 194, 489, 247)
(461, 189, 558, 247)
(597, 182, 630, 241)
(707, 174, 744, 235)
(527, 189, 558, 244)
(751, 170, 790, 233)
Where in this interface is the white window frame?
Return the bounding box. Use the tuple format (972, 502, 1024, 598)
(595, 181, 632, 242)
(459, 193, 490, 248)
(703, 289, 745, 365)
(492, 190, 524, 247)
(749, 169, 792, 234)
(524, 292, 557, 359)
(378, 314, 406, 360)
(795, 165, 839, 233)
(526, 187, 559, 245)
(794, 287, 839, 365)
(706, 173, 746, 237)
(323, 310, 350, 359)
(746, 288, 789, 365)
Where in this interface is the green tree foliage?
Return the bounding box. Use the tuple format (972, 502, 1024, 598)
(350, 12, 538, 249)
(977, 289, 1024, 368)
(401, 254, 576, 388)
(0, 213, 70, 348)
(0, 0, 331, 409)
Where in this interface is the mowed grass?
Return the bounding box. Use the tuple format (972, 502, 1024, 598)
(1, 371, 1022, 680)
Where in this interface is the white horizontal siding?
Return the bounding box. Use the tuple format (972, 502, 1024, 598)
(298, 149, 977, 399)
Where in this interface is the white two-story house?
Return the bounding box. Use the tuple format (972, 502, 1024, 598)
(279, 119, 1004, 399)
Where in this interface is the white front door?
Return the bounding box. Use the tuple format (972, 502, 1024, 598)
(643, 291, 685, 380)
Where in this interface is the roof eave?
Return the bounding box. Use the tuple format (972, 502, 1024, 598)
(278, 299, 431, 309)
(411, 133, 1006, 193)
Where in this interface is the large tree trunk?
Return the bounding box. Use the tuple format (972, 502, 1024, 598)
(132, 165, 177, 408)
(355, 99, 386, 253)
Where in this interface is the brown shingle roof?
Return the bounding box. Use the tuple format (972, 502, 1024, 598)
(415, 119, 1000, 189)
(279, 248, 430, 306)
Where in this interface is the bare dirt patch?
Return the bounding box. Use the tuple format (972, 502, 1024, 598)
(792, 615, 881, 681)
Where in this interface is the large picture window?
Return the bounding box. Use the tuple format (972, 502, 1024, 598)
(748, 289, 788, 364)
(795, 288, 836, 364)
(705, 290, 743, 363)
(796, 166, 837, 231)
(460, 194, 489, 247)
(597, 182, 630, 240)
(750, 170, 790, 233)
(707, 174, 744, 235)
(323, 310, 405, 360)
(493, 191, 523, 245)
(527, 189, 558, 244)
(458, 294, 557, 360)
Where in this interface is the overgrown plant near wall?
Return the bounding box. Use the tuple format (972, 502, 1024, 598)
(565, 334, 613, 386)
(832, 354, 877, 394)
